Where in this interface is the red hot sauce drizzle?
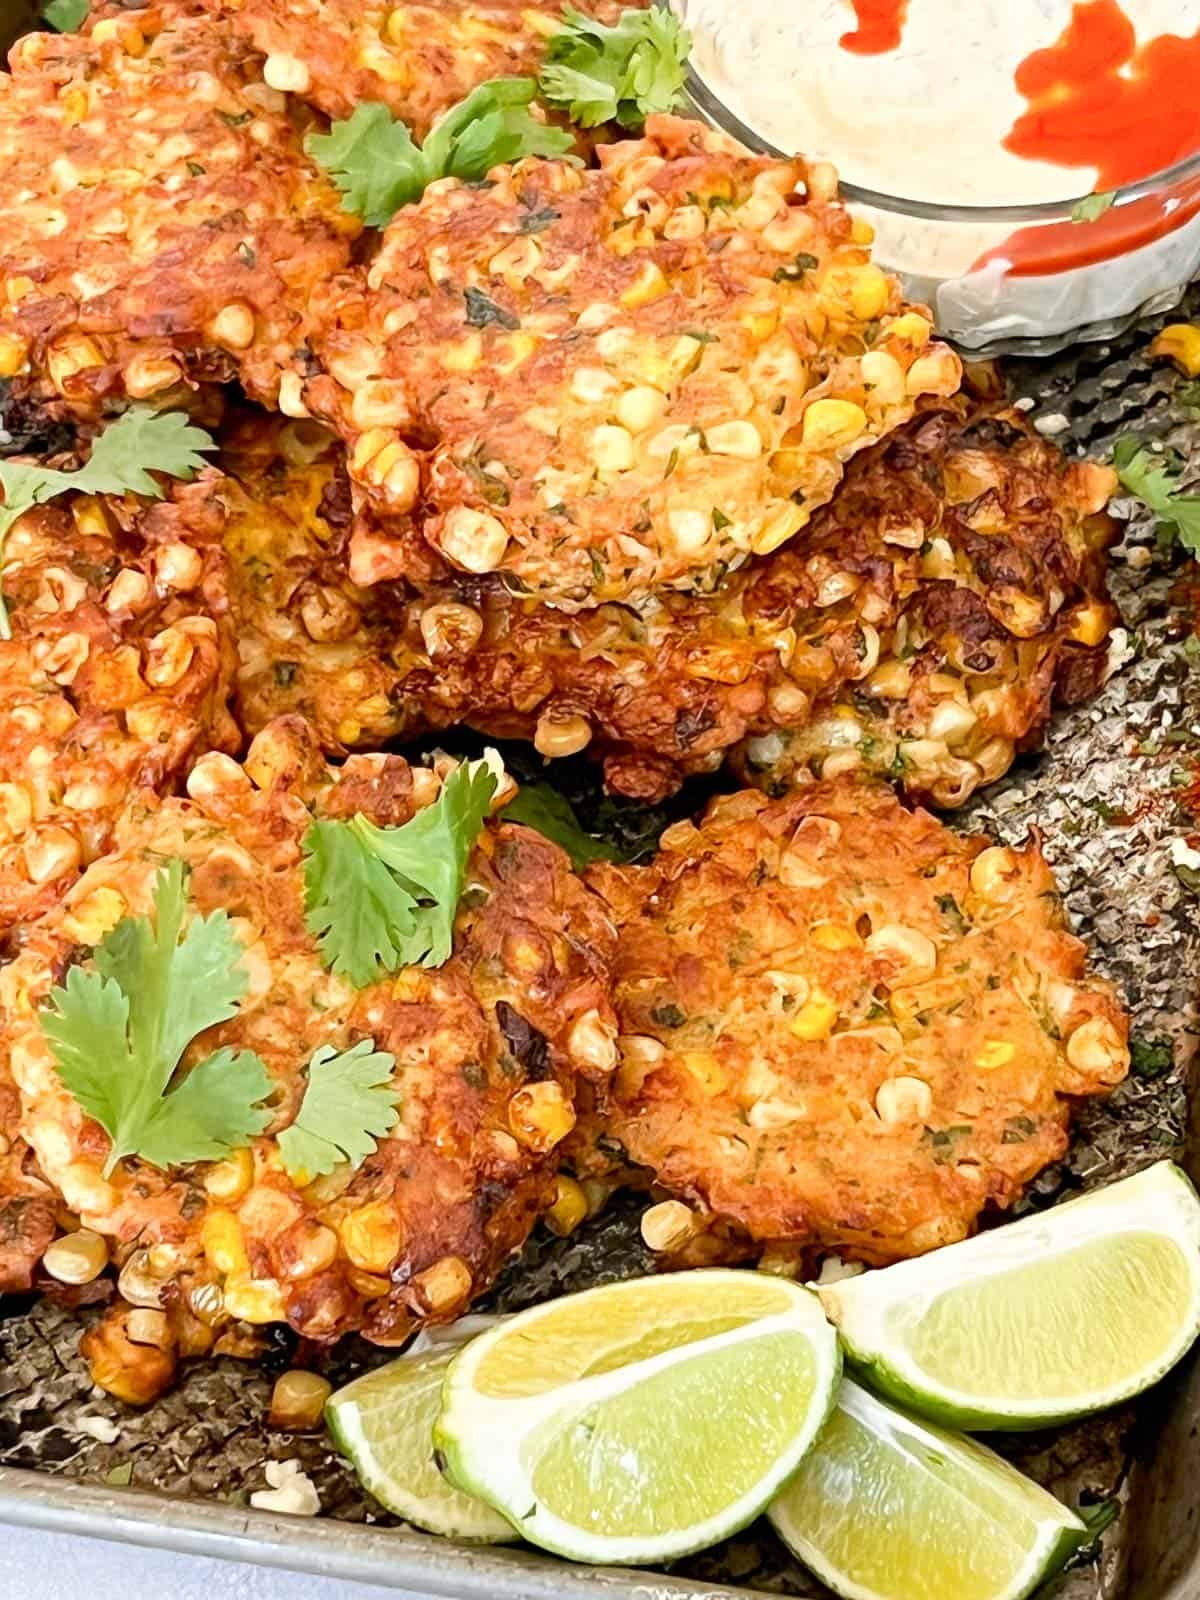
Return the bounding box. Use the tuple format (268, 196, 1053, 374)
(839, 0, 909, 55)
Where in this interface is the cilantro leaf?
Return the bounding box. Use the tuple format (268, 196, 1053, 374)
(0, 407, 215, 639)
(307, 79, 576, 228)
(303, 758, 498, 986)
(276, 1039, 400, 1181)
(40, 860, 272, 1176)
(539, 5, 691, 129)
(1070, 190, 1115, 224)
(501, 781, 619, 869)
(1114, 436, 1200, 553)
(41, 0, 89, 30)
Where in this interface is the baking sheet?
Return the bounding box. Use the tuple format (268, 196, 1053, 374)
(0, 270, 1198, 1600)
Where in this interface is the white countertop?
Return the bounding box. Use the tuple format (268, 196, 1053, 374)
(0, 1525, 428, 1600)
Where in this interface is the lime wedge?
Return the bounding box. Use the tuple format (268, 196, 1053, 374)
(326, 1329, 516, 1542)
(433, 1269, 841, 1564)
(819, 1161, 1200, 1430)
(769, 1379, 1088, 1600)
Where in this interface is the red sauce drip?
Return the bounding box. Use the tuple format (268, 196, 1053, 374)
(1005, 0, 1200, 190)
(839, 0, 908, 55)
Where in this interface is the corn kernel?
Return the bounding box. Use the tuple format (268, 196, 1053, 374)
(42, 1229, 108, 1285)
(204, 1148, 254, 1202)
(614, 384, 667, 433)
(533, 711, 591, 758)
(62, 886, 126, 946)
(789, 990, 838, 1040)
(269, 1370, 332, 1431)
(752, 500, 806, 555)
(545, 1175, 589, 1238)
(1151, 323, 1200, 377)
(810, 923, 860, 951)
(413, 1254, 472, 1314)
(590, 423, 635, 473)
(887, 311, 932, 348)
(439, 506, 509, 574)
(706, 420, 762, 459)
(222, 1273, 287, 1324)
(339, 1201, 402, 1274)
(802, 399, 868, 451)
(866, 923, 939, 984)
(850, 216, 875, 245)
(875, 1076, 933, 1125)
(81, 1310, 175, 1405)
(681, 1051, 727, 1096)
(976, 1040, 1016, 1071)
(848, 264, 891, 321)
(620, 262, 668, 309)
(1066, 602, 1111, 648)
(263, 52, 312, 93)
(441, 332, 483, 372)
(1065, 1016, 1129, 1079)
(640, 1199, 697, 1253)
(969, 846, 1020, 902)
(0, 333, 28, 377)
(201, 1209, 249, 1277)
(508, 1081, 576, 1151)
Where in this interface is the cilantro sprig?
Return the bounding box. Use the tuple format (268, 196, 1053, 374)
(306, 78, 575, 227)
(0, 406, 216, 639)
(501, 781, 618, 869)
(1114, 436, 1200, 553)
(41, 0, 89, 30)
(41, 860, 273, 1178)
(277, 1039, 400, 1181)
(303, 758, 498, 987)
(538, 5, 691, 129)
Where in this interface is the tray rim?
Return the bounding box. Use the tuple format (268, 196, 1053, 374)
(0, 1464, 767, 1599)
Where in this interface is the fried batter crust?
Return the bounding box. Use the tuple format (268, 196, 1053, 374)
(0, 9, 358, 419)
(0, 718, 617, 1343)
(584, 782, 1130, 1264)
(306, 116, 961, 609)
(204, 399, 1113, 809)
(198, 0, 635, 136)
(0, 480, 238, 942)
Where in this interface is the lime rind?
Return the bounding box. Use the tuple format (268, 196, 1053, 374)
(819, 1162, 1200, 1431)
(769, 1379, 1088, 1600)
(325, 1345, 517, 1543)
(434, 1268, 842, 1565)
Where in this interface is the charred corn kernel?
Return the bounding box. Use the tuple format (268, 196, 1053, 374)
(62, 887, 127, 946)
(339, 1202, 402, 1275)
(269, 1370, 332, 1431)
(590, 423, 635, 473)
(439, 506, 509, 574)
(811, 923, 860, 951)
(614, 384, 667, 433)
(42, 1229, 108, 1285)
(789, 990, 838, 1040)
(0, 332, 28, 377)
(117, 1246, 178, 1308)
(125, 1308, 172, 1350)
(1067, 602, 1111, 648)
(860, 349, 906, 407)
(848, 264, 891, 320)
(682, 1051, 727, 1096)
(263, 51, 311, 92)
(1152, 323, 1200, 376)
(976, 1040, 1016, 1071)
(419, 601, 484, 659)
(23, 825, 82, 885)
(144, 626, 195, 688)
(545, 1175, 589, 1238)
(281, 1223, 339, 1281)
(874, 1075, 933, 1125)
(1066, 1016, 1129, 1077)
(969, 845, 1020, 901)
(508, 1081, 576, 1152)
(414, 1254, 473, 1314)
(707, 420, 762, 459)
(204, 1148, 254, 1203)
(805, 161, 840, 204)
(905, 346, 962, 397)
(567, 1008, 618, 1073)
(278, 371, 309, 418)
(153, 541, 204, 592)
(620, 261, 668, 308)
(752, 500, 806, 555)
(927, 700, 978, 744)
(189, 1280, 225, 1324)
(802, 399, 868, 451)
(207, 301, 256, 351)
(125, 354, 182, 398)
(440, 331, 483, 372)
(887, 311, 932, 348)
(202, 1209, 249, 1277)
(640, 1199, 698, 1253)
(222, 1274, 287, 1324)
(534, 711, 591, 758)
(187, 752, 251, 799)
(866, 924, 939, 983)
(81, 1311, 175, 1405)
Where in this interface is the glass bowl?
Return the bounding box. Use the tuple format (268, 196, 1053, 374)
(673, 7, 1200, 357)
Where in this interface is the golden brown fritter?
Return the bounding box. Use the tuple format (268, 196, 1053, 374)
(198, 0, 636, 136)
(584, 782, 1130, 1265)
(0, 718, 618, 1350)
(203, 399, 1114, 809)
(0, 481, 238, 942)
(306, 115, 962, 609)
(0, 8, 358, 420)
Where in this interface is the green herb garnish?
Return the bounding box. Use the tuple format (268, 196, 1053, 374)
(1113, 436, 1200, 553)
(502, 781, 619, 869)
(539, 5, 691, 129)
(1070, 191, 1115, 223)
(277, 1039, 400, 1181)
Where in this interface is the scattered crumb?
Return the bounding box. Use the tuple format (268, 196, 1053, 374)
(250, 1458, 321, 1517)
(1169, 837, 1200, 873)
(1034, 411, 1070, 436)
(1104, 627, 1134, 682)
(812, 1256, 866, 1287)
(76, 1415, 120, 1445)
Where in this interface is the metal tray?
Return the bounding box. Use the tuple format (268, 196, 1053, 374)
(0, 9, 1197, 1575)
